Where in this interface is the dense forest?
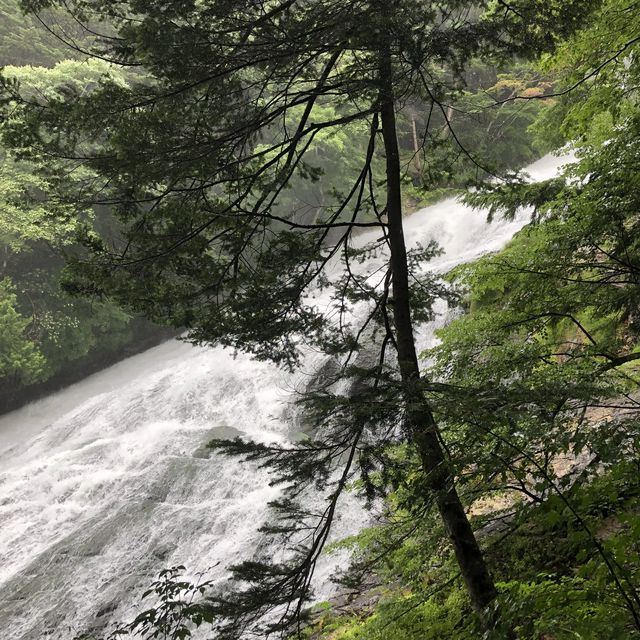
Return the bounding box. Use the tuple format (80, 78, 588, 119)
(1, 0, 640, 639)
(0, 1, 177, 412)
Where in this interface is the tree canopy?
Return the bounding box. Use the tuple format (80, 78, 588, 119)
(0, 58, 164, 409)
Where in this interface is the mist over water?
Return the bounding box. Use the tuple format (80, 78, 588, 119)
(0, 153, 570, 639)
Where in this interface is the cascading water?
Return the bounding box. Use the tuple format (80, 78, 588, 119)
(0, 153, 570, 639)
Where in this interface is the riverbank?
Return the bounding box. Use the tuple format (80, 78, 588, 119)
(304, 457, 640, 640)
(0, 323, 178, 416)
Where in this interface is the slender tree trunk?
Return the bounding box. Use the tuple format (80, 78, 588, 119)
(410, 112, 422, 175)
(411, 114, 420, 156)
(377, 30, 498, 618)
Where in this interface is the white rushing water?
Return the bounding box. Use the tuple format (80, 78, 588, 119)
(0, 153, 570, 639)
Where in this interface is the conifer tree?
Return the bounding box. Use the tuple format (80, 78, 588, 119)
(1, 0, 598, 635)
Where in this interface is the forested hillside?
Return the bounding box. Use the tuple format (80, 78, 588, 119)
(0, 0, 82, 66)
(0, 2, 174, 412)
(1, 0, 639, 639)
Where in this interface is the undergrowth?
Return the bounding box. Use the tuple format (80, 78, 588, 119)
(306, 461, 640, 640)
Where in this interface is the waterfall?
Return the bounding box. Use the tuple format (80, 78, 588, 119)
(0, 153, 570, 639)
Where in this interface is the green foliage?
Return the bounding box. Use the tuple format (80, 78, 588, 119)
(328, 587, 476, 640)
(0, 62, 110, 257)
(498, 577, 632, 640)
(304, 462, 640, 640)
(0, 157, 78, 251)
(405, 64, 554, 195)
(0, 59, 148, 403)
(3, 59, 128, 101)
(20, 266, 133, 372)
(76, 567, 216, 640)
(421, 107, 640, 518)
(490, 464, 640, 639)
(0, 278, 45, 383)
(532, 0, 640, 148)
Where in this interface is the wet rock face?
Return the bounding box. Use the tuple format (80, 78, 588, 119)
(0, 353, 300, 640)
(152, 542, 177, 561)
(192, 426, 245, 458)
(0, 504, 158, 639)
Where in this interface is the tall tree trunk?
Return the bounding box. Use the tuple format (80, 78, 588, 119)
(410, 112, 422, 175)
(377, 28, 498, 618)
(411, 114, 420, 156)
